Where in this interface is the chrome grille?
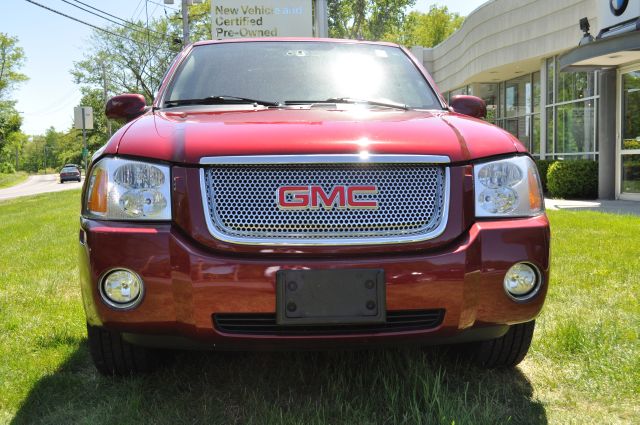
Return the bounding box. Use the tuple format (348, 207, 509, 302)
(201, 159, 449, 245)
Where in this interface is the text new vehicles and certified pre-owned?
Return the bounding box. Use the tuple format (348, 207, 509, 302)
(80, 38, 550, 375)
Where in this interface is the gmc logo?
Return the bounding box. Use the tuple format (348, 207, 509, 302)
(277, 186, 379, 210)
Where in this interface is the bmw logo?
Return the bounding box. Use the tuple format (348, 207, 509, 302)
(610, 0, 629, 16)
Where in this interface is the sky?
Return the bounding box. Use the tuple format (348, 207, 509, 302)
(1, 0, 486, 136)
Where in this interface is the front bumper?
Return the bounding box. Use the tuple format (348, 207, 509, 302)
(79, 215, 550, 350)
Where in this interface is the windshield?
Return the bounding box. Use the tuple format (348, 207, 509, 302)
(61, 167, 78, 173)
(163, 41, 442, 110)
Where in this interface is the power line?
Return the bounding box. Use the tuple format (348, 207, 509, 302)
(24, 0, 139, 44)
(147, 0, 179, 11)
(67, 0, 166, 37)
(58, 0, 164, 40)
(131, 0, 144, 17)
(23, 0, 173, 53)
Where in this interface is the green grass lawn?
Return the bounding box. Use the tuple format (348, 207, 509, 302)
(0, 172, 28, 189)
(0, 190, 638, 424)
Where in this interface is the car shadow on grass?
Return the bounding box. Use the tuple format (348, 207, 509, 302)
(12, 342, 547, 425)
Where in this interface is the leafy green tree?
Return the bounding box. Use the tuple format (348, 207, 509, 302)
(0, 34, 27, 172)
(21, 135, 44, 173)
(0, 100, 21, 155)
(0, 33, 28, 100)
(0, 128, 27, 171)
(328, 0, 416, 41)
(385, 6, 464, 47)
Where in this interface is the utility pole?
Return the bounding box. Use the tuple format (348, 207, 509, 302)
(82, 108, 88, 173)
(101, 62, 112, 137)
(182, 0, 189, 46)
(315, 0, 328, 38)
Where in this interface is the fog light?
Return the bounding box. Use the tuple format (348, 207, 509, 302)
(503, 263, 540, 300)
(100, 269, 144, 309)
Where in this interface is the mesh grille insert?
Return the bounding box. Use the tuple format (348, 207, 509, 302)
(214, 309, 445, 336)
(202, 163, 447, 243)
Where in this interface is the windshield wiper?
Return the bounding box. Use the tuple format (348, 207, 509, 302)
(284, 97, 410, 110)
(164, 95, 280, 108)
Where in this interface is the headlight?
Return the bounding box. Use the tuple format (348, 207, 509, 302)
(475, 156, 544, 217)
(85, 157, 171, 220)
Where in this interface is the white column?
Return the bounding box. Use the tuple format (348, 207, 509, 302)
(314, 0, 328, 38)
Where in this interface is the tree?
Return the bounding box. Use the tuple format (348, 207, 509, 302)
(0, 125, 27, 171)
(0, 33, 28, 100)
(0, 100, 21, 154)
(385, 6, 465, 47)
(328, 0, 416, 41)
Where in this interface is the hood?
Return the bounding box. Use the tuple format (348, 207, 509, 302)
(114, 108, 523, 164)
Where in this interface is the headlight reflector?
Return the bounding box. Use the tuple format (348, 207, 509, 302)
(478, 187, 518, 214)
(475, 156, 544, 217)
(85, 157, 171, 220)
(477, 162, 522, 188)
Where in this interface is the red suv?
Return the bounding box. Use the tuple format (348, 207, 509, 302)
(80, 39, 549, 375)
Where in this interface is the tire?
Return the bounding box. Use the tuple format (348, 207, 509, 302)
(59, 180, 64, 184)
(468, 320, 535, 369)
(87, 324, 160, 376)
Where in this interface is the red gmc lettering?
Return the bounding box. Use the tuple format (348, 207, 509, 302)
(277, 186, 378, 209)
(310, 186, 345, 209)
(278, 186, 309, 209)
(347, 186, 379, 208)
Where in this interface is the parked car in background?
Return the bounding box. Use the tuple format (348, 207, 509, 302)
(59, 165, 81, 183)
(81, 38, 550, 376)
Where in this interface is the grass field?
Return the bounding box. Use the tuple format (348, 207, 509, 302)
(0, 172, 28, 189)
(0, 190, 638, 424)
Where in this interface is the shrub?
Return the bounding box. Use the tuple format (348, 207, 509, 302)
(0, 162, 16, 174)
(534, 160, 556, 193)
(547, 160, 598, 199)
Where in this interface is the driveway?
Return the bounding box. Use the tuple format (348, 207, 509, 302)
(0, 174, 83, 201)
(545, 198, 640, 216)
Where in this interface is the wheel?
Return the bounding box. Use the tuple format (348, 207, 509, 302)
(87, 324, 160, 376)
(59, 180, 64, 184)
(467, 320, 535, 369)
(77, 178, 82, 182)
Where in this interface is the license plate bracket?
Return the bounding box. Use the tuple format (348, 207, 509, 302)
(276, 269, 385, 325)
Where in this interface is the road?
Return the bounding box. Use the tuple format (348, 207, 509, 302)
(0, 174, 84, 201)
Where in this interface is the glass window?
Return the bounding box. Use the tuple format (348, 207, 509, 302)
(622, 155, 640, 194)
(622, 71, 640, 150)
(471, 83, 498, 123)
(504, 75, 531, 117)
(533, 72, 541, 113)
(532, 114, 540, 154)
(498, 82, 505, 118)
(502, 116, 530, 147)
(546, 107, 554, 154)
(544, 55, 599, 159)
(165, 41, 442, 109)
(555, 100, 596, 154)
(450, 86, 468, 97)
(546, 58, 555, 104)
(557, 70, 594, 103)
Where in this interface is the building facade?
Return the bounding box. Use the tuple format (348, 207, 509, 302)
(411, 0, 640, 200)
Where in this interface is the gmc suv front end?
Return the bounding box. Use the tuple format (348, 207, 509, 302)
(79, 39, 550, 375)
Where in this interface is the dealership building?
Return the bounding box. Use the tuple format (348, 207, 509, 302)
(410, 0, 640, 200)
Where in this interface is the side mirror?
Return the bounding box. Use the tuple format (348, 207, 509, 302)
(105, 94, 147, 122)
(449, 95, 487, 119)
